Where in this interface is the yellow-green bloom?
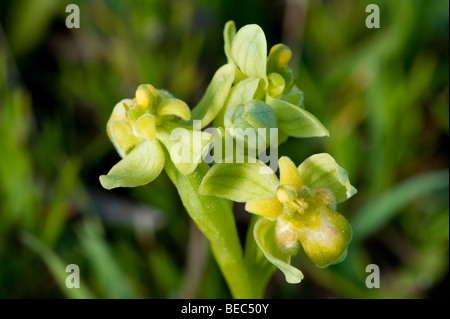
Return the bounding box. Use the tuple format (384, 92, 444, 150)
(100, 84, 212, 190)
(247, 156, 354, 267)
(200, 154, 356, 283)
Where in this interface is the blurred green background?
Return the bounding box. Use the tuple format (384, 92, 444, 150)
(0, 0, 448, 298)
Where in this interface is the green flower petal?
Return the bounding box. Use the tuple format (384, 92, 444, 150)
(231, 24, 267, 83)
(199, 161, 279, 202)
(254, 217, 304, 284)
(297, 153, 357, 203)
(157, 123, 213, 175)
(99, 140, 165, 190)
(266, 95, 329, 138)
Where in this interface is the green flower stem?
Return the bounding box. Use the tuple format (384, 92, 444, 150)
(164, 158, 259, 298)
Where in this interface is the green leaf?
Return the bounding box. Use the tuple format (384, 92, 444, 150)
(157, 122, 213, 175)
(186, 64, 235, 128)
(266, 95, 329, 138)
(253, 217, 304, 284)
(99, 139, 165, 189)
(199, 161, 279, 202)
(224, 20, 237, 64)
(231, 24, 267, 82)
(297, 153, 357, 204)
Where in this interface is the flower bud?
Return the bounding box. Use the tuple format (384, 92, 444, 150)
(267, 44, 292, 72)
(268, 72, 285, 98)
(136, 84, 157, 112)
(224, 100, 277, 149)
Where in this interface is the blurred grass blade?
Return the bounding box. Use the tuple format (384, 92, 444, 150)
(20, 232, 95, 299)
(77, 220, 141, 299)
(41, 160, 80, 246)
(351, 170, 449, 243)
(6, 0, 62, 56)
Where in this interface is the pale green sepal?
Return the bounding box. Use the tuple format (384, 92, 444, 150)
(186, 64, 235, 128)
(224, 20, 237, 64)
(254, 217, 304, 284)
(231, 24, 267, 83)
(266, 95, 329, 138)
(199, 161, 279, 202)
(99, 140, 165, 190)
(297, 153, 357, 203)
(157, 123, 213, 175)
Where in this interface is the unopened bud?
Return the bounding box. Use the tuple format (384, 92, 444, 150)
(136, 84, 157, 112)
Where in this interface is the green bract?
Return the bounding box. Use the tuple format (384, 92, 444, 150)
(100, 85, 213, 190)
(200, 155, 356, 282)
